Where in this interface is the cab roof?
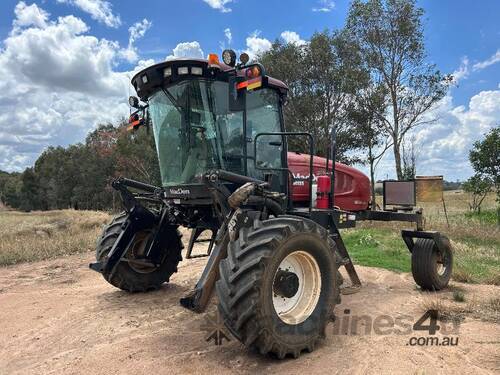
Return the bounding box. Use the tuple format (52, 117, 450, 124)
(131, 58, 289, 101)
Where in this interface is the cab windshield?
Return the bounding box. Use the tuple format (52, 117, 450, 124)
(149, 79, 282, 186)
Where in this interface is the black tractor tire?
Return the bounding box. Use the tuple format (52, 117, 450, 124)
(411, 236, 453, 291)
(216, 216, 340, 359)
(96, 212, 183, 292)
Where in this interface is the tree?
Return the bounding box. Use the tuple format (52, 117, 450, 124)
(346, 0, 452, 179)
(18, 168, 42, 211)
(401, 135, 419, 180)
(348, 84, 392, 209)
(468, 126, 499, 223)
(115, 120, 161, 186)
(0, 171, 22, 208)
(0, 117, 165, 212)
(259, 30, 370, 162)
(469, 127, 500, 197)
(462, 175, 492, 213)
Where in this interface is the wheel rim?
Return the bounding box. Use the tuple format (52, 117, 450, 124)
(435, 249, 448, 277)
(272, 250, 322, 325)
(127, 230, 156, 273)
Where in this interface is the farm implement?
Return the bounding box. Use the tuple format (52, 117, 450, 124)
(90, 51, 453, 358)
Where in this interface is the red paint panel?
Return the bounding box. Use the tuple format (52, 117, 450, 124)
(287, 152, 370, 211)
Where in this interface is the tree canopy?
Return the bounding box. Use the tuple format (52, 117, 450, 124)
(0, 0, 456, 211)
(0, 121, 160, 211)
(259, 30, 369, 163)
(345, 0, 452, 179)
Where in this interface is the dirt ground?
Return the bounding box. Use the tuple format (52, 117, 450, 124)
(0, 240, 499, 375)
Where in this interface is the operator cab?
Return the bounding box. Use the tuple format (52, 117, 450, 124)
(130, 53, 289, 203)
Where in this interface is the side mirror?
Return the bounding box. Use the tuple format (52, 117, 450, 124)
(128, 96, 140, 109)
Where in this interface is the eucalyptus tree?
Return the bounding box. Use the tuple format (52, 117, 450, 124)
(346, 0, 452, 179)
(259, 30, 370, 161)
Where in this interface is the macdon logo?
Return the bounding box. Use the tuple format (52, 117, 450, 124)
(292, 173, 318, 186)
(169, 188, 191, 195)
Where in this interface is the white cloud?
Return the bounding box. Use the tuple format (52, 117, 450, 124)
(472, 49, 500, 71)
(312, 0, 335, 12)
(451, 50, 500, 84)
(452, 56, 469, 84)
(280, 31, 306, 46)
(2, 13, 126, 96)
(0, 2, 136, 172)
(245, 31, 272, 60)
(219, 28, 232, 51)
(13, 1, 48, 30)
(416, 90, 500, 178)
(224, 28, 232, 45)
(120, 19, 152, 63)
(202, 0, 233, 13)
(56, 0, 121, 28)
(358, 90, 500, 181)
(166, 41, 204, 60)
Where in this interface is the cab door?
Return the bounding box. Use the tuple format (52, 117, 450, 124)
(245, 88, 286, 194)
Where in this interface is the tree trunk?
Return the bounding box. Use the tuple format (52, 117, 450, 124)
(394, 143, 403, 180)
(370, 158, 376, 210)
(368, 144, 377, 210)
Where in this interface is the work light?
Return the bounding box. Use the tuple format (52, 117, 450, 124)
(191, 67, 203, 75)
(222, 49, 236, 67)
(128, 96, 139, 108)
(239, 52, 250, 65)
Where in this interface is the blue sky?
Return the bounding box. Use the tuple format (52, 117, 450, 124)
(0, 0, 499, 181)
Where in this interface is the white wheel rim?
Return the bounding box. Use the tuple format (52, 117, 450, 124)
(435, 251, 447, 276)
(272, 250, 322, 325)
(436, 259, 447, 276)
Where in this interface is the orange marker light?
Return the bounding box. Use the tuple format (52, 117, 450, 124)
(245, 65, 261, 79)
(208, 53, 220, 65)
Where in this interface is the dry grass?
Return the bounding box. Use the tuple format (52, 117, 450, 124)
(0, 210, 111, 266)
(452, 290, 465, 302)
(0, 190, 498, 285)
(421, 292, 500, 324)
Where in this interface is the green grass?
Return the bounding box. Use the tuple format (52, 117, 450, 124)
(342, 226, 500, 285)
(463, 209, 499, 226)
(343, 228, 411, 273)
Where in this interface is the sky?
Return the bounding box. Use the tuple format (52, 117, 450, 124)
(0, 0, 499, 181)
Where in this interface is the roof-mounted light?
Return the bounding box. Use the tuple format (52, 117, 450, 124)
(208, 53, 220, 68)
(222, 49, 236, 67)
(141, 74, 148, 84)
(178, 67, 189, 75)
(191, 67, 203, 75)
(236, 63, 264, 91)
(245, 65, 262, 79)
(163, 67, 172, 77)
(128, 96, 139, 108)
(239, 53, 250, 65)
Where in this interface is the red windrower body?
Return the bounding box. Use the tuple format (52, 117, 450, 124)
(287, 152, 371, 211)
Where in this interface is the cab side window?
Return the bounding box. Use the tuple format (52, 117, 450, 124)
(246, 89, 283, 179)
